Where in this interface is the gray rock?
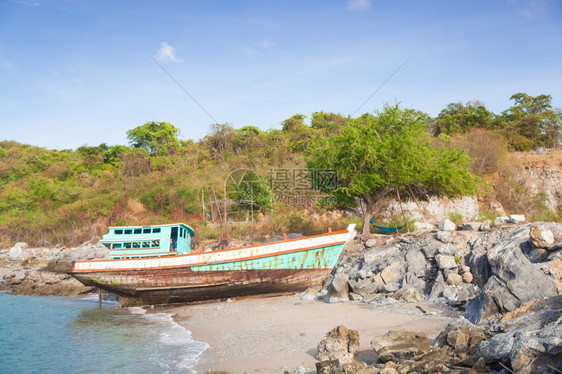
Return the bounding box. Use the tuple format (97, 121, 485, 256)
(414, 222, 434, 231)
(8, 242, 28, 260)
(300, 287, 318, 300)
(383, 282, 400, 293)
(509, 214, 525, 224)
(436, 219, 456, 231)
(365, 238, 379, 248)
(442, 286, 458, 301)
(326, 272, 350, 304)
(348, 292, 363, 301)
(437, 244, 453, 255)
(462, 222, 482, 231)
(435, 231, 451, 243)
(480, 219, 492, 231)
(494, 216, 509, 226)
(476, 296, 562, 373)
(465, 226, 558, 323)
(529, 225, 555, 248)
(363, 245, 400, 270)
(436, 254, 458, 269)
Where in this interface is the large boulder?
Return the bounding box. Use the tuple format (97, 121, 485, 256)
(317, 325, 360, 364)
(529, 225, 555, 248)
(436, 219, 456, 231)
(465, 225, 558, 323)
(325, 272, 350, 304)
(475, 296, 562, 374)
(370, 330, 430, 362)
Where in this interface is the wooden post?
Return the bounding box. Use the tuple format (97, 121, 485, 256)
(98, 288, 102, 309)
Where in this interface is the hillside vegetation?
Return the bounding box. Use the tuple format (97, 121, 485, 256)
(0, 92, 560, 247)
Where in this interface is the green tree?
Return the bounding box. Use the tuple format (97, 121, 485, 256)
(308, 105, 479, 235)
(432, 101, 494, 135)
(500, 93, 560, 150)
(281, 114, 316, 152)
(127, 121, 180, 155)
(310, 111, 349, 133)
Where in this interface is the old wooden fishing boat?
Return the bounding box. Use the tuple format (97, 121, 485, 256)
(69, 223, 356, 306)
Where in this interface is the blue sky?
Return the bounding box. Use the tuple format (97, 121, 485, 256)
(1, 0, 561, 149)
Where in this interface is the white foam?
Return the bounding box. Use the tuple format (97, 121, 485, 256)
(129, 308, 208, 373)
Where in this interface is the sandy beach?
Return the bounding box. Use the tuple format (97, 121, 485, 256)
(169, 295, 461, 373)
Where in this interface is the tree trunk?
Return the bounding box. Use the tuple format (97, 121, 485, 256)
(362, 200, 374, 236)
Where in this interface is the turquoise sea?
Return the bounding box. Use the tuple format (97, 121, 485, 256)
(0, 293, 208, 374)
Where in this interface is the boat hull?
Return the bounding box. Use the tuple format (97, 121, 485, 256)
(73, 267, 331, 306)
(69, 224, 356, 306)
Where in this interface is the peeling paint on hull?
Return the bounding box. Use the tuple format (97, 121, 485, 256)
(69, 224, 356, 306)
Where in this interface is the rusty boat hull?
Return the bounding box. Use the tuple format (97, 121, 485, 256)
(69, 224, 356, 306)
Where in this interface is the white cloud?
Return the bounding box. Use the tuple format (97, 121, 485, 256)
(260, 39, 275, 49)
(156, 42, 183, 63)
(348, 0, 371, 11)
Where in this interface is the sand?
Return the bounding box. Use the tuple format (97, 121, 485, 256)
(168, 295, 460, 374)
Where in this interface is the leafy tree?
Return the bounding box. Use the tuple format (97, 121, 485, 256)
(311, 111, 349, 133)
(127, 121, 180, 155)
(500, 93, 560, 150)
(308, 105, 479, 235)
(432, 101, 494, 135)
(281, 114, 316, 152)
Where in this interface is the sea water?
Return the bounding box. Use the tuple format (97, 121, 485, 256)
(0, 293, 208, 374)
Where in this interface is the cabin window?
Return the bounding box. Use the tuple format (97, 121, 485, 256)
(114, 229, 123, 235)
(143, 228, 151, 234)
(134, 228, 142, 234)
(179, 228, 183, 238)
(124, 242, 132, 249)
(153, 240, 160, 247)
(142, 242, 150, 248)
(133, 242, 141, 248)
(153, 228, 161, 233)
(114, 243, 122, 249)
(124, 229, 132, 235)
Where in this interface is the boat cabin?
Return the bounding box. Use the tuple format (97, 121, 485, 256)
(100, 223, 195, 259)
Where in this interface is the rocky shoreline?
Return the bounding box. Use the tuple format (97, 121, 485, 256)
(1, 221, 561, 373)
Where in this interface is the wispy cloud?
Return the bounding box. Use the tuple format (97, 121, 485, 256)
(156, 42, 183, 63)
(243, 39, 276, 55)
(9, 0, 40, 6)
(348, 0, 371, 11)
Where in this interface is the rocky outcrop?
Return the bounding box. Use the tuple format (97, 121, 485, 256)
(317, 325, 360, 364)
(465, 223, 560, 324)
(0, 240, 108, 296)
(370, 330, 430, 362)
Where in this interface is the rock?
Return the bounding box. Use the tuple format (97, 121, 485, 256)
(8, 242, 28, 260)
(300, 287, 318, 300)
(317, 325, 360, 364)
(293, 366, 307, 374)
(348, 292, 363, 301)
(462, 271, 473, 284)
(462, 222, 482, 231)
(509, 214, 525, 224)
(465, 225, 558, 323)
(446, 273, 462, 286)
(434, 231, 451, 243)
(380, 266, 399, 284)
(325, 272, 349, 304)
(393, 287, 421, 303)
(459, 265, 471, 274)
(370, 330, 430, 362)
(409, 347, 451, 373)
(316, 360, 342, 374)
(436, 254, 458, 269)
(365, 238, 379, 248)
(442, 286, 458, 301)
(476, 296, 562, 374)
(529, 225, 555, 248)
(379, 368, 398, 374)
(468, 357, 487, 373)
(436, 219, 456, 231)
(414, 222, 434, 231)
(479, 219, 492, 231)
(383, 282, 400, 293)
(494, 216, 509, 226)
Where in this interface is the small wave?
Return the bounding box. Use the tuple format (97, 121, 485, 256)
(129, 307, 208, 373)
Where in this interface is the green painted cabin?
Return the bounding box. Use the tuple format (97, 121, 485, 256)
(100, 223, 195, 259)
